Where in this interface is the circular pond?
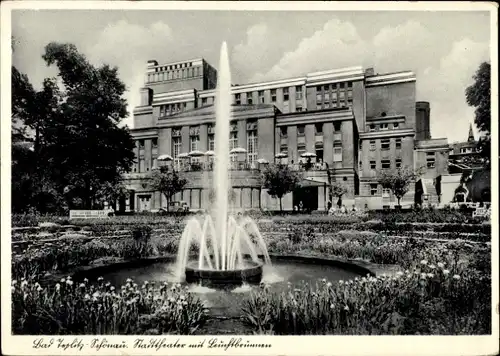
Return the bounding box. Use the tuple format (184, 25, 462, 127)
(81, 257, 366, 324)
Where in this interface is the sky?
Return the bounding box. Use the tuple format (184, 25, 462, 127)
(11, 9, 492, 143)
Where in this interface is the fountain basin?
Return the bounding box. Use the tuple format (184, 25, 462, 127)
(185, 260, 263, 286)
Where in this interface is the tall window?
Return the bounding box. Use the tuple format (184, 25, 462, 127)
(381, 139, 390, 150)
(283, 87, 289, 101)
(370, 160, 376, 170)
(395, 138, 402, 149)
(139, 139, 145, 149)
(202, 98, 208, 106)
(247, 130, 258, 165)
(370, 184, 378, 196)
(172, 137, 182, 169)
(396, 158, 402, 168)
(271, 89, 277, 102)
(323, 85, 330, 101)
(381, 159, 391, 169)
(333, 146, 342, 162)
(235, 93, 241, 105)
(246, 92, 253, 105)
(258, 90, 265, 103)
(297, 125, 305, 136)
(369, 140, 376, 151)
(208, 134, 215, 151)
(229, 132, 238, 162)
(295, 86, 303, 100)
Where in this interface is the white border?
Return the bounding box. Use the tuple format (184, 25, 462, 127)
(1, 2, 498, 356)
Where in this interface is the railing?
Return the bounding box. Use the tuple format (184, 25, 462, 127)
(165, 161, 330, 173)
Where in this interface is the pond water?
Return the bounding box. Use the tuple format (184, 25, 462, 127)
(89, 259, 361, 323)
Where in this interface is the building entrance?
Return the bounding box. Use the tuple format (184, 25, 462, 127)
(293, 187, 318, 212)
(137, 194, 152, 212)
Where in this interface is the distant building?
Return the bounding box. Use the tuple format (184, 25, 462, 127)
(121, 57, 450, 212)
(448, 123, 484, 173)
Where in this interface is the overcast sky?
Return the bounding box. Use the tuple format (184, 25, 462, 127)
(12, 9, 491, 143)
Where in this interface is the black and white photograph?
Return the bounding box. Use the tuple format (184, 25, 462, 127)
(1, 1, 498, 355)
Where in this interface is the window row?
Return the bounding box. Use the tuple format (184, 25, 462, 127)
(147, 66, 201, 83)
(315, 83, 353, 110)
(234, 86, 303, 105)
(279, 122, 342, 138)
(159, 103, 188, 116)
(369, 183, 392, 197)
(361, 158, 403, 171)
(361, 138, 403, 151)
(367, 122, 400, 132)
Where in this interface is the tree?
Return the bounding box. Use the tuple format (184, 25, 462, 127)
(260, 164, 300, 212)
(150, 167, 187, 211)
(330, 181, 348, 208)
(377, 167, 421, 207)
(466, 62, 490, 163)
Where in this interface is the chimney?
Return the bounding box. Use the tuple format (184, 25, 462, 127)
(365, 67, 375, 76)
(147, 60, 158, 68)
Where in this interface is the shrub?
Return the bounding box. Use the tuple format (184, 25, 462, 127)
(11, 277, 207, 335)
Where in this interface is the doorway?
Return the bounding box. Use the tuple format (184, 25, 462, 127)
(293, 187, 318, 212)
(137, 194, 152, 212)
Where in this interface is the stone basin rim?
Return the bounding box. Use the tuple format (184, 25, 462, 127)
(184, 260, 263, 273)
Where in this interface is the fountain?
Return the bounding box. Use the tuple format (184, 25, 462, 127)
(174, 42, 271, 286)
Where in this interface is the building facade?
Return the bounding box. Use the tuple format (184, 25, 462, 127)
(122, 57, 446, 212)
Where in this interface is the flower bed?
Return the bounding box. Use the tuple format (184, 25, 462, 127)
(12, 276, 207, 335)
(242, 261, 491, 335)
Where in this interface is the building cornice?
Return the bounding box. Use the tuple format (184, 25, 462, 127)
(366, 114, 406, 123)
(365, 72, 416, 87)
(129, 128, 159, 138)
(276, 108, 355, 126)
(359, 128, 415, 139)
(306, 66, 365, 86)
(152, 90, 197, 105)
(133, 106, 153, 115)
(147, 58, 204, 73)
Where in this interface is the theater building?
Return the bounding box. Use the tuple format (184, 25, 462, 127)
(122, 57, 445, 212)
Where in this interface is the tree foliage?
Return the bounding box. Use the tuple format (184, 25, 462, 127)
(260, 164, 300, 211)
(149, 167, 187, 210)
(465, 62, 491, 162)
(11, 42, 135, 212)
(377, 167, 421, 206)
(330, 181, 349, 208)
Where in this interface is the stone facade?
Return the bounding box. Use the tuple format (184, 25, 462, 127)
(121, 58, 449, 212)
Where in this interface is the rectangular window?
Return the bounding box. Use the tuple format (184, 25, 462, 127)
(258, 90, 265, 103)
(152, 138, 158, 148)
(283, 87, 289, 101)
(208, 134, 215, 151)
(271, 89, 277, 102)
(139, 139, 145, 148)
(370, 160, 376, 170)
(280, 126, 287, 138)
(295, 86, 303, 100)
(381, 159, 391, 169)
(339, 82, 345, 89)
(347, 81, 353, 88)
(370, 140, 376, 150)
(315, 123, 323, 135)
(296, 106, 303, 112)
(190, 135, 199, 152)
(202, 98, 207, 106)
(395, 138, 402, 149)
(380, 123, 389, 131)
(247, 130, 258, 164)
(381, 139, 390, 150)
(382, 188, 391, 198)
(396, 158, 402, 168)
(297, 125, 305, 136)
(369, 124, 376, 132)
(426, 152, 436, 168)
(393, 122, 399, 129)
(333, 147, 342, 162)
(235, 93, 241, 105)
(370, 184, 378, 196)
(246, 92, 253, 105)
(334, 122, 341, 132)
